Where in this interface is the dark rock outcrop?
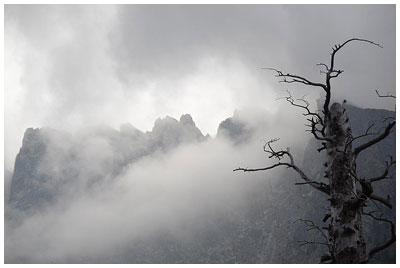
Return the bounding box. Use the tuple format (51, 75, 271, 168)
(8, 114, 207, 211)
(6, 106, 395, 263)
(217, 116, 252, 144)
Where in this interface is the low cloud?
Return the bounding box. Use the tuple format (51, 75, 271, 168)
(5, 105, 311, 263)
(4, 5, 395, 170)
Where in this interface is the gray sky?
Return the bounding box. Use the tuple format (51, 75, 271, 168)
(4, 4, 396, 170)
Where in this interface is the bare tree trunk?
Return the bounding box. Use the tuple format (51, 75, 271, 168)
(326, 103, 366, 263)
(235, 38, 395, 263)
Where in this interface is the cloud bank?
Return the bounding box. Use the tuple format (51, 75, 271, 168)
(5, 104, 312, 263)
(4, 5, 396, 170)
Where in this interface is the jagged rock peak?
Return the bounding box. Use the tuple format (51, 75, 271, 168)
(153, 116, 179, 128)
(179, 114, 195, 126)
(216, 116, 252, 144)
(22, 128, 42, 147)
(152, 114, 198, 131)
(20, 127, 64, 149)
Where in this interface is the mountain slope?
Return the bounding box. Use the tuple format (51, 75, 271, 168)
(8, 115, 207, 212)
(5, 105, 395, 263)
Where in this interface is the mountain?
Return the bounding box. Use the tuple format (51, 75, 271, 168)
(298, 104, 396, 263)
(217, 116, 252, 144)
(211, 104, 396, 264)
(8, 128, 65, 211)
(4, 168, 13, 203)
(5, 106, 395, 263)
(8, 115, 207, 212)
(150, 114, 207, 150)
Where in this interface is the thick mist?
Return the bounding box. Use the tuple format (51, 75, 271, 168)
(5, 106, 311, 263)
(4, 5, 396, 170)
(4, 4, 396, 264)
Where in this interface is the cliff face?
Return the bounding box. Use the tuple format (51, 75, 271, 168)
(217, 117, 251, 144)
(6, 106, 395, 263)
(9, 128, 58, 210)
(300, 105, 396, 263)
(150, 114, 207, 150)
(8, 115, 207, 212)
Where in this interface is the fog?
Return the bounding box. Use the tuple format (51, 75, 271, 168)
(4, 4, 396, 264)
(5, 105, 312, 263)
(6, 140, 253, 262)
(4, 5, 396, 170)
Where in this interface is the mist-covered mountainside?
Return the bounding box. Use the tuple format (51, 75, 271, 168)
(5, 105, 395, 264)
(217, 116, 252, 144)
(300, 105, 396, 263)
(8, 114, 207, 211)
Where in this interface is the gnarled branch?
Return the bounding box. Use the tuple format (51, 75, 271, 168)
(364, 193, 392, 209)
(294, 218, 330, 244)
(329, 38, 382, 72)
(234, 162, 290, 173)
(262, 67, 327, 90)
(234, 139, 330, 195)
(323, 38, 382, 119)
(367, 156, 395, 183)
(376, 90, 396, 99)
(362, 211, 395, 263)
(277, 91, 327, 139)
(353, 121, 395, 157)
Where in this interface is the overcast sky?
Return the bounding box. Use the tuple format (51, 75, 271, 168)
(4, 4, 396, 170)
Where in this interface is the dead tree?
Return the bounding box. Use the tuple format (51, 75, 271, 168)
(234, 38, 395, 263)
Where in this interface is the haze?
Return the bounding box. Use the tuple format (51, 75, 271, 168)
(4, 4, 395, 170)
(4, 4, 396, 264)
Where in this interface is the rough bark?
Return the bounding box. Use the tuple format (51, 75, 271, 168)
(235, 38, 394, 263)
(325, 103, 366, 263)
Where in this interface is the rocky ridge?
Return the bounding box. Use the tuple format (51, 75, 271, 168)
(6, 105, 395, 263)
